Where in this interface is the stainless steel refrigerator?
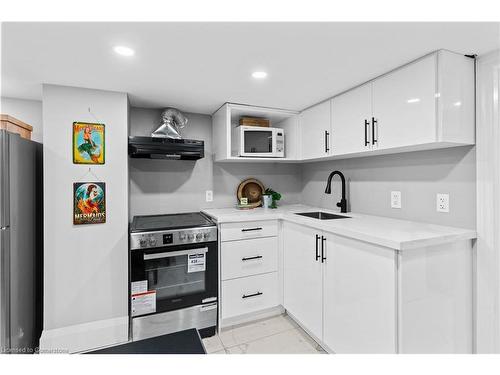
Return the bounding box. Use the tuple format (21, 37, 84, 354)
(0, 130, 43, 354)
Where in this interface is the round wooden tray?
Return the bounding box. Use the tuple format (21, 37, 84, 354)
(236, 178, 265, 209)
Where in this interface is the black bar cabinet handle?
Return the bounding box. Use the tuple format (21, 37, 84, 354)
(242, 255, 263, 261)
(242, 292, 263, 299)
(315, 234, 320, 261)
(372, 117, 378, 145)
(364, 119, 370, 146)
(321, 236, 327, 263)
(325, 130, 330, 153)
(241, 227, 263, 232)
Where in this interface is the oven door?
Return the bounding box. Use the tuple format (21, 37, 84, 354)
(130, 241, 217, 317)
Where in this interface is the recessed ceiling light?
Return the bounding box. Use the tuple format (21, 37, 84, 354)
(252, 71, 268, 79)
(407, 98, 421, 103)
(113, 45, 135, 57)
(453, 101, 462, 107)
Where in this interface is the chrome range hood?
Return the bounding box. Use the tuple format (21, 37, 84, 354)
(128, 136, 204, 160)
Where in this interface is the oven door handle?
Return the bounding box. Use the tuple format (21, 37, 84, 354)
(143, 247, 208, 260)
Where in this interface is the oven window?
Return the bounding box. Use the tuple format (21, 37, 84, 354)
(144, 249, 207, 299)
(244, 131, 272, 153)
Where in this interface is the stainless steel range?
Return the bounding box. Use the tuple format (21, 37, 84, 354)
(129, 212, 217, 341)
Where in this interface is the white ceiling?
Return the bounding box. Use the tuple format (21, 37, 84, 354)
(2, 22, 499, 114)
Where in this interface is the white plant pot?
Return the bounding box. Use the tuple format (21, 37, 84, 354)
(262, 195, 273, 209)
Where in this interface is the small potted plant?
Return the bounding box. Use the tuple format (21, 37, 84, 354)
(264, 188, 281, 209)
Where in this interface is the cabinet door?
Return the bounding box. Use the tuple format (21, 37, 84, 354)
(283, 222, 323, 340)
(300, 101, 331, 160)
(372, 54, 437, 150)
(323, 234, 396, 353)
(331, 83, 372, 155)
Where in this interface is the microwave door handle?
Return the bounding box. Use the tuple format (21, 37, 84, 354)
(143, 247, 208, 260)
(273, 129, 279, 154)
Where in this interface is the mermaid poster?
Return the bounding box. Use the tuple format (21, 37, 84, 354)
(73, 122, 105, 164)
(73, 182, 106, 225)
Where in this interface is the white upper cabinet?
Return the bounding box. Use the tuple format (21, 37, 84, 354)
(372, 54, 438, 150)
(331, 83, 373, 155)
(436, 50, 476, 144)
(299, 100, 332, 160)
(332, 49, 475, 157)
(212, 50, 474, 163)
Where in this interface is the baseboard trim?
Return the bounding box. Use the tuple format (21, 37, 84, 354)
(39, 316, 129, 354)
(285, 310, 330, 353)
(220, 305, 284, 330)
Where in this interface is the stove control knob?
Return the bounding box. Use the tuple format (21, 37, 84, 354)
(179, 232, 187, 241)
(203, 232, 210, 240)
(196, 233, 203, 241)
(187, 233, 194, 241)
(149, 238, 157, 247)
(139, 238, 147, 248)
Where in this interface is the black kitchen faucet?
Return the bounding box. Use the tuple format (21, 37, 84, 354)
(325, 170, 348, 213)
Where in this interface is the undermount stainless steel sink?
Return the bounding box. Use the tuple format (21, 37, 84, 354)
(295, 211, 350, 220)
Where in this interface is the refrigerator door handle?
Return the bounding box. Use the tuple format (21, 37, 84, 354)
(0, 130, 10, 229)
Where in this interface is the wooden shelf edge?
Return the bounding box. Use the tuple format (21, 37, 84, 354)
(0, 114, 34, 131)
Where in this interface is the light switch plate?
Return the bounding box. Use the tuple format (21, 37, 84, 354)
(436, 193, 449, 213)
(391, 191, 402, 209)
(205, 190, 213, 202)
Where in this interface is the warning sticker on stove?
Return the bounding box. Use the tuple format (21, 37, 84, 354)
(131, 280, 148, 295)
(131, 290, 156, 317)
(187, 252, 206, 273)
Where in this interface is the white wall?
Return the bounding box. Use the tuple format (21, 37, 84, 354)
(40, 84, 129, 353)
(0, 96, 43, 142)
(129, 107, 302, 217)
(476, 49, 500, 353)
(300, 146, 476, 229)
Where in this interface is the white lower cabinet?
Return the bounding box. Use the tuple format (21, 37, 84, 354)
(283, 222, 473, 354)
(283, 222, 396, 353)
(322, 234, 396, 353)
(219, 218, 473, 352)
(220, 220, 278, 242)
(219, 220, 281, 326)
(283, 222, 323, 340)
(221, 237, 278, 280)
(399, 241, 472, 353)
(222, 272, 279, 319)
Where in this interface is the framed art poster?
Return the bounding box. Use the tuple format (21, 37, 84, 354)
(73, 182, 106, 225)
(73, 122, 105, 164)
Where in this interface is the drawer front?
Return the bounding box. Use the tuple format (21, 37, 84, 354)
(222, 272, 279, 319)
(221, 237, 278, 280)
(220, 220, 278, 242)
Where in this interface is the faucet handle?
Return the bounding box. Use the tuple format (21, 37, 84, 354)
(336, 199, 347, 213)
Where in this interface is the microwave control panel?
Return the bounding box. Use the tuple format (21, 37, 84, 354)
(276, 132, 284, 152)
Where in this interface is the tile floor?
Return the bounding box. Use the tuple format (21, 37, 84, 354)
(202, 314, 326, 354)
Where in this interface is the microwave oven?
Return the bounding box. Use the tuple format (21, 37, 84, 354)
(232, 126, 285, 158)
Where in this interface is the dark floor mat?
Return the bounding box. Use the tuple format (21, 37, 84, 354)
(87, 329, 206, 354)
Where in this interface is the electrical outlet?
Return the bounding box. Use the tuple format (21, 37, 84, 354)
(436, 193, 449, 213)
(205, 190, 213, 202)
(391, 191, 402, 209)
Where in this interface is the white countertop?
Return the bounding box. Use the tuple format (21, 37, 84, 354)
(202, 204, 476, 251)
